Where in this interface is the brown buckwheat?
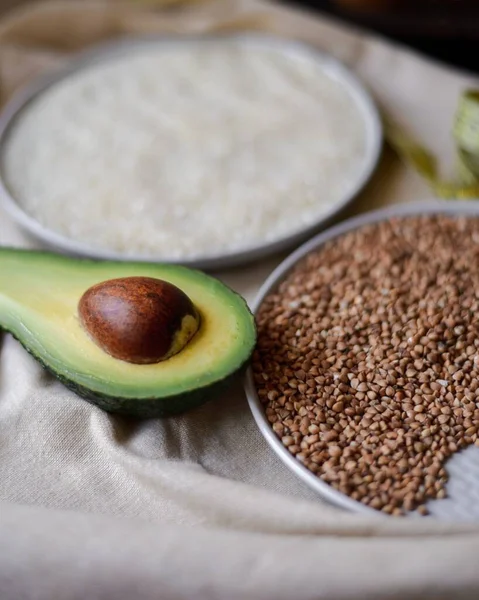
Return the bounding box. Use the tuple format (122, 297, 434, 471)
(253, 215, 479, 516)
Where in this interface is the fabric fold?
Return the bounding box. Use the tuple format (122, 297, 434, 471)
(1, 1, 479, 598)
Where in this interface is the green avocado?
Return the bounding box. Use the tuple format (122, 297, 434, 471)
(0, 248, 256, 418)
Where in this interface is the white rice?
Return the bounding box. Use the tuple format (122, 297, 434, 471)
(2, 39, 369, 259)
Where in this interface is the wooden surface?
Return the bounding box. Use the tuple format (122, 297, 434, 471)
(306, 0, 479, 38)
(0, 0, 36, 13)
(294, 0, 479, 72)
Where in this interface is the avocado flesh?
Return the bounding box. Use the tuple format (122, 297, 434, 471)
(0, 248, 256, 417)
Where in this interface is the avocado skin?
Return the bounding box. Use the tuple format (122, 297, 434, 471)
(0, 247, 257, 419)
(0, 246, 257, 419)
(4, 326, 252, 419)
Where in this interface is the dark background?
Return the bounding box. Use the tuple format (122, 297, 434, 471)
(291, 0, 479, 74)
(0, 0, 477, 75)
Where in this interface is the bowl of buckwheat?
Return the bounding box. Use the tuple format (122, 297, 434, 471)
(246, 199, 479, 520)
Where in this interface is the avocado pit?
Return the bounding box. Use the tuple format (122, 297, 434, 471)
(78, 276, 200, 364)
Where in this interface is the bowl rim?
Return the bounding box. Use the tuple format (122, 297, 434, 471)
(0, 32, 383, 270)
(244, 198, 479, 515)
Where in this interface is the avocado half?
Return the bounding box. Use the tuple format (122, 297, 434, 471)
(0, 248, 256, 418)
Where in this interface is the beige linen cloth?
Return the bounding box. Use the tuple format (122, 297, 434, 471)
(1, 1, 479, 598)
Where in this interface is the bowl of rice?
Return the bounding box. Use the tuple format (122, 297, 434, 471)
(0, 34, 382, 269)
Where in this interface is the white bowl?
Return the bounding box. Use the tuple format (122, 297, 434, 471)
(245, 199, 479, 519)
(0, 34, 382, 270)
